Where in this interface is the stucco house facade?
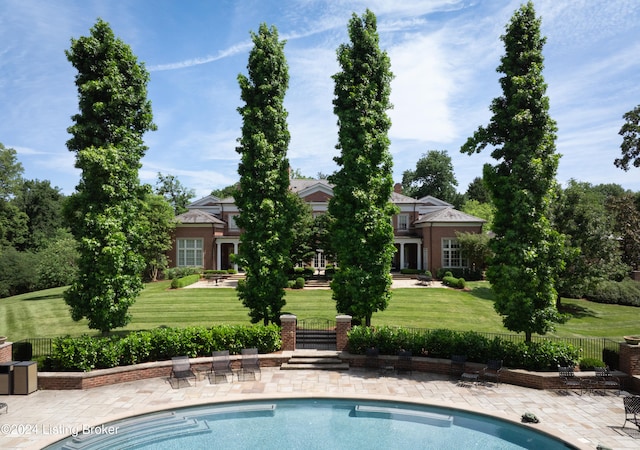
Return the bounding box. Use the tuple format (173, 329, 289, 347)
(168, 179, 485, 274)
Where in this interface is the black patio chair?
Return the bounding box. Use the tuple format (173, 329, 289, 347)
(239, 348, 261, 381)
(170, 356, 196, 388)
(365, 347, 380, 371)
(395, 350, 412, 375)
(450, 355, 467, 377)
(211, 350, 233, 383)
(594, 366, 621, 395)
(558, 366, 583, 395)
(482, 359, 503, 385)
(623, 395, 640, 430)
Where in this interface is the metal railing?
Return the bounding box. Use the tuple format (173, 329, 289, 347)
(12, 338, 52, 360)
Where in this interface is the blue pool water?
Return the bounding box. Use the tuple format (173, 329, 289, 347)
(47, 398, 575, 449)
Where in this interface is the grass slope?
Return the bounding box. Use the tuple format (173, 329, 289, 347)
(0, 281, 637, 341)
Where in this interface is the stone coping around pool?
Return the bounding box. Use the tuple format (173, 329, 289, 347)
(36, 352, 631, 392)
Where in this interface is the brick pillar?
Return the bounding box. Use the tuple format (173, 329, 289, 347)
(280, 315, 297, 351)
(335, 315, 352, 351)
(0, 341, 12, 363)
(620, 342, 640, 376)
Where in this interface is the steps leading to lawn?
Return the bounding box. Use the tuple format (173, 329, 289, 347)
(280, 350, 349, 371)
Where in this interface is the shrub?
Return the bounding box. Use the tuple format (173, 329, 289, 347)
(585, 278, 640, 306)
(165, 267, 200, 280)
(579, 357, 605, 370)
(48, 325, 282, 372)
(347, 326, 580, 371)
(171, 274, 201, 288)
(294, 277, 305, 289)
(442, 276, 465, 289)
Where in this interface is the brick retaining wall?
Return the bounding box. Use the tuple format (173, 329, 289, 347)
(36, 352, 631, 392)
(0, 342, 12, 363)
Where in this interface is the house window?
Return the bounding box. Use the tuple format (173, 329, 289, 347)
(177, 238, 203, 267)
(313, 251, 326, 269)
(442, 238, 466, 268)
(228, 214, 239, 230)
(397, 214, 409, 231)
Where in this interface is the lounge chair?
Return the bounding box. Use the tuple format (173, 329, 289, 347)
(594, 366, 621, 395)
(211, 350, 233, 383)
(482, 359, 503, 385)
(450, 355, 467, 377)
(170, 356, 196, 388)
(558, 366, 583, 395)
(395, 350, 412, 375)
(239, 348, 260, 381)
(623, 396, 640, 430)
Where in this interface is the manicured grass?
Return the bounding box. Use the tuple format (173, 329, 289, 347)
(1, 281, 638, 341)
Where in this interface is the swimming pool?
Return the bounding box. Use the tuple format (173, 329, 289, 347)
(46, 398, 576, 449)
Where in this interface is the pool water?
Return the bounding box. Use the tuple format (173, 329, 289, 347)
(47, 398, 575, 449)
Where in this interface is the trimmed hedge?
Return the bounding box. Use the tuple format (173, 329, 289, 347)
(442, 276, 466, 289)
(347, 326, 580, 371)
(46, 324, 282, 372)
(171, 274, 201, 288)
(585, 278, 640, 307)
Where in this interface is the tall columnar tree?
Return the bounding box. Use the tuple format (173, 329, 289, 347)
(615, 104, 640, 171)
(64, 19, 156, 333)
(461, 2, 564, 341)
(235, 23, 292, 325)
(328, 10, 397, 327)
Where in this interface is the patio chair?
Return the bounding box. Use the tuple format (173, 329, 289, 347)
(239, 348, 260, 381)
(395, 350, 412, 375)
(365, 347, 380, 371)
(623, 396, 640, 430)
(594, 366, 621, 395)
(211, 350, 233, 383)
(482, 359, 503, 385)
(170, 356, 196, 388)
(450, 355, 467, 377)
(558, 366, 583, 395)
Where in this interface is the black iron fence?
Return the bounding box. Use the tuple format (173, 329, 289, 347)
(10, 332, 622, 368)
(398, 328, 620, 368)
(12, 338, 52, 361)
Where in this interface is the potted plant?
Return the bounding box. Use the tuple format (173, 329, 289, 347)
(623, 335, 640, 345)
(0, 336, 6, 345)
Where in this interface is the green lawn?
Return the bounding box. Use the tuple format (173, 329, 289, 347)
(0, 281, 637, 341)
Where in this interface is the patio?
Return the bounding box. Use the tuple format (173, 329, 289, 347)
(1, 365, 638, 449)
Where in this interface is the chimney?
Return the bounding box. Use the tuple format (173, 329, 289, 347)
(394, 183, 402, 194)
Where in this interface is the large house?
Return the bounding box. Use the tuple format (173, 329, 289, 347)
(168, 179, 485, 274)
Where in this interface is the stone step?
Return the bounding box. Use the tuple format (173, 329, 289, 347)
(280, 363, 350, 371)
(288, 357, 343, 364)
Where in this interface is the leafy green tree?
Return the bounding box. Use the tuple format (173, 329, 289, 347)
(553, 180, 628, 300)
(455, 231, 492, 271)
(235, 23, 292, 325)
(211, 184, 238, 199)
(0, 143, 28, 249)
(13, 179, 66, 251)
(461, 199, 495, 232)
(461, 2, 565, 341)
(0, 247, 37, 297)
(138, 190, 176, 281)
(328, 10, 397, 326)
(35, 230, 79, 290)
(615, 104, 640, 171)
(402, 150, 462, 206)
(607, 193, 640, 270)
(155, 173, 195, 214)
(288, 192, 315, 267)
(64, 19, 156, 334)
(465, 176, 490, 203)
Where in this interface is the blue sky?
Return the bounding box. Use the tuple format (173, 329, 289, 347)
(1, 0, 639, 199)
